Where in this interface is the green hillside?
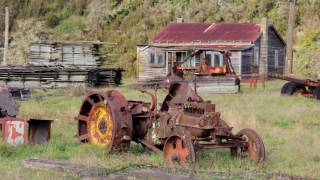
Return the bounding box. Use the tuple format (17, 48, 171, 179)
(0, 0, 319, 77)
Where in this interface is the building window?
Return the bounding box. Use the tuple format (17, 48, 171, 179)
(253, 47, 259, 66)
(148, 50, 166, 68)
(275, 50, 279, 69)
(205, 52, 223, 67)
(150, 52, 155, 64)
(176, 52, 187, 63)
(157, 53, 165, 66)
(205, 54, 212, 66)
(214, 54, 221, 66)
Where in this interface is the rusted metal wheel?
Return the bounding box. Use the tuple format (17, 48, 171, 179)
(76, 90, 132, 151)
(282, 82, 306, 96)
(237, 128, 265, 162)
(163, 134, 195, 164)
(280, 82, 291, 95)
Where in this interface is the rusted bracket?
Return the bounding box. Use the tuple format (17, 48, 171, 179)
(137, 138, 162, 154)
(139, 90, 157, 111)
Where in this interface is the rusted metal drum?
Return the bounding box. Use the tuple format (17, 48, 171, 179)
(76, 90, 132, 151)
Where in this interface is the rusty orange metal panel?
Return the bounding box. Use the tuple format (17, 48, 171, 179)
(3, 119, 28, 145)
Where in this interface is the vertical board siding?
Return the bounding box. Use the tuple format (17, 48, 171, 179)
(229, 51, 241, 75)
(267, 28, 286, 75)
(241, 48, 254, 74)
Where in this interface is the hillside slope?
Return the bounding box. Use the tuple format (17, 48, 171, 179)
(0, 0, 319, 77)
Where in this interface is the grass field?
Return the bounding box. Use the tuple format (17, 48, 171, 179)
(0, 80, 319, 179)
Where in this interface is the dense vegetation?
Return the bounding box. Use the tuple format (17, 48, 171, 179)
(0, 0, 319, 77)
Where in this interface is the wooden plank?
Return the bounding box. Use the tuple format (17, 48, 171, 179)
(23, 159, 109, 177)
(197, 85, 239, 94)
(0, 66, 122, 88)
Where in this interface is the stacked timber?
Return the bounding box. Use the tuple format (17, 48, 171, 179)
(195, 75, 240, 93)
(0, 65, 122, 88)
(0, 41, 123, 88)
(28, 42, 104, 67)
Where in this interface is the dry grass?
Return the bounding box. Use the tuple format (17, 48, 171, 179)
(0, 80, 319, 179)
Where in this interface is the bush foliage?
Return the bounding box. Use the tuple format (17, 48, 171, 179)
(0, 0, 319, 77)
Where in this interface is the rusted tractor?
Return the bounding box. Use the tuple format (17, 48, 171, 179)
(76, 74, 265, 163)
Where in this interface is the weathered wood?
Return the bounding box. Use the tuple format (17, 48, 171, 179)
(137, 46, 167, 81)
(0, 66, 122, 88)
(196, 76, 240, 93)
(2, 7, 9, 66)
(28, 42, 107, 68)
(23, 159, 109, 177)
(285, 0, 296, 75)
(268, 27, 285, 75)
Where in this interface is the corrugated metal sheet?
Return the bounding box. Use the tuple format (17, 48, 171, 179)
(155, 44, 253, 51)
(152, 23, 261, 43)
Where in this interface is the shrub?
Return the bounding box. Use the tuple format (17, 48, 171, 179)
(45, 13, 61, 28)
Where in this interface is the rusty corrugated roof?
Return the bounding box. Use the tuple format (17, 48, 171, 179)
(152, 22, 262, 43)
(164, 44, 253, 51)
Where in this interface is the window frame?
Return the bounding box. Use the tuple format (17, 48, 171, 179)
(148, 49, 166, 68)
(205, 51, 223, 67)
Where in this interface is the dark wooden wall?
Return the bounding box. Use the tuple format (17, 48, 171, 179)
(267, 27, 286, 74)
(241, 48, 254, 74)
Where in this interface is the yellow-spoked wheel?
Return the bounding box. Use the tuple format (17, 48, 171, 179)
(163, 134, 195, 164)
(88, 105, 114, 147)
(76, 91, 132, 151)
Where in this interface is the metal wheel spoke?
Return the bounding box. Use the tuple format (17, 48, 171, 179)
(78, 134, 89, 141)
(86, 97, 95, 106)
(77, 115, 89, 122)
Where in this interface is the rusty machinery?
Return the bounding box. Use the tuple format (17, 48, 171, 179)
(269, 73, 320, 100)
(176, 51, 236, 76)
(76, 73, 265, 163)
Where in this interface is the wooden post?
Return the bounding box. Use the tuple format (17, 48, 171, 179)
(2, 7, 9, 66)
(285, 0, 297, 75)
(259, 17, 268, 77)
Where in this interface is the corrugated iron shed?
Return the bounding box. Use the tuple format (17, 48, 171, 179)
(152, 23, 261, 44)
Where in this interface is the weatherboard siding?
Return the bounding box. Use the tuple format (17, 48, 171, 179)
(229, 51, 241, 75)
(137, 47, 167, 81)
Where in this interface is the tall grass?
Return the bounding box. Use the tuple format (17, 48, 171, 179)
(0, 80, 319, 179)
